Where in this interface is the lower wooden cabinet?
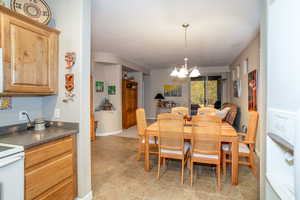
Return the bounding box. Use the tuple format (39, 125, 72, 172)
(25, 136, 77, 200)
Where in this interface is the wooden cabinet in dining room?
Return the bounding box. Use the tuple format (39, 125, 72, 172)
(122, 80, 138, 129)
(0, 6, 59, 95)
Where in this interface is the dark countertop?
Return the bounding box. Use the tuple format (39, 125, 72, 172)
(0, 122, 78, 149)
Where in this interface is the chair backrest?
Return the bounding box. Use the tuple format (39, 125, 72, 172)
(157, 113, 184, 152)
(171, 107, 189, 116)
(197, 107, 216, 115)
(136, 108, 147, 136)
(221, 103, 238, 125)
(191, 115, 221, 156)
(246, 111, 259, 143)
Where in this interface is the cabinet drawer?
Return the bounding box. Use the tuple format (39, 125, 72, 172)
(25, 153, 73, 200)
(38, 178, 74, 200)
(25, 136, 73, 169)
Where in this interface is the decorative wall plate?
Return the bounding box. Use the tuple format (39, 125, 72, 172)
(10, 0, 52, 25)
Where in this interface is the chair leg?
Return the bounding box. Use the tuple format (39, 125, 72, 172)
(190, 160, 193, 186)
(222, 152, 227, 176)
(181, 159, 184, 184)
(163, 158, 166, 167)
(249, 153, 257, 177)
(217, 164, 221, 191)
(136, 143, 143, 161)
(157, 156, 161, 180)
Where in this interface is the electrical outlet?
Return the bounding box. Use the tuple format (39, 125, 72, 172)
(55, 108, 60, 119)
(18, 111, 27, 121)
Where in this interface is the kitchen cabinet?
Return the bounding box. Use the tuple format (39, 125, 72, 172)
(122, 80, 138, 129)
(0, 6, 59, 95)
(25, 136, 77, 200)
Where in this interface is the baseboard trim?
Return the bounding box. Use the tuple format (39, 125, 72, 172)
(96, 130, 122, 136)
(75, 191, 93, 200)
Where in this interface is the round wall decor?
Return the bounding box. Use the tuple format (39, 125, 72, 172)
(10, 0, 52, 25)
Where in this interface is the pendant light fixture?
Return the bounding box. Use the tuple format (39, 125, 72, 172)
(170, 24, 201, 79)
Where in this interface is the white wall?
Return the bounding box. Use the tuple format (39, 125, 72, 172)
(144, 67, 230, 119)
(229, 34, 260, 130)
(145, 68, 189, 119)
(229, 34, 261, 154)
(93, 52, 150, 74)
(0, 97, 43, 126)
(43, 0, 92, 199)
(127, 72, 144, 108)
(93, 63, 122, 132)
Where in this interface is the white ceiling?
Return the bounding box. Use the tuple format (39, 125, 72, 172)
(92, 0, 261, 69)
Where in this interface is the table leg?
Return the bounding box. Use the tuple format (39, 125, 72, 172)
(231, 138, 239, 185)
(144, 132, 150, 171)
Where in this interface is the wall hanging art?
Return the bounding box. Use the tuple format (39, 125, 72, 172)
(164, 84, 182, 97)
(95, 81, 104, 93)
(248, 70, 257, 111)
(0, 97, 12, 110)
(108, 85, 116, 95)
(63, 52, 76, 103)
(233, 80, 241, 98)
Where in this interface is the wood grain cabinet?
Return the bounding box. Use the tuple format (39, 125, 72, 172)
(25, 136, 77, 200)
(0, 6, 59, 95)
(122, 80, 138, 129)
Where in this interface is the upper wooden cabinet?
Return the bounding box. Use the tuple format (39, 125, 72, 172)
(0, 6, 59, 95)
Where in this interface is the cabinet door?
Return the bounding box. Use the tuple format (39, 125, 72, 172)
(1, 15, 58, 94)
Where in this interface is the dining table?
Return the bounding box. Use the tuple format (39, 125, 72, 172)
(144, 120, 240, 185)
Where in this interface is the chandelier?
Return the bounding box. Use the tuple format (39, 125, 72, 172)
(170, 24, 200, 78)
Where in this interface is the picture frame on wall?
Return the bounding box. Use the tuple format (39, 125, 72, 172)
(248, 70, 257, 111)
(0, 97, 12, 110)
(108, 85, 116, 95)
(233, 80, 241, 98)
(95, 81, 104, 92)
(164, 84, 182, 97)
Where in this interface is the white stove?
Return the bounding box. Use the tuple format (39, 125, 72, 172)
(0, 143, 24, 200)
(0, 143, 23, 159)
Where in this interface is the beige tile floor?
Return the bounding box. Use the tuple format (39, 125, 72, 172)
(91, 136, 258, 200)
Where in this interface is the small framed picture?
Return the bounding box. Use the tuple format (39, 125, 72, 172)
(0, 97, 12, 110)
(95, 81, 104, 92)
(108, 85, 116, 95)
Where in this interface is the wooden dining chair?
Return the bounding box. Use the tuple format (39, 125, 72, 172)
(157, 113, 189, 184)
(190, 115, 222, 190)
(222, 111, 259, 176)
(197, 107, 216, 115)
(221, 103, 238, 125)
(136, 108, 158, 161)
(171, 107, 189, 116)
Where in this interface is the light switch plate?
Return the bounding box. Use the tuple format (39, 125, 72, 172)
(18, 111, 27, 121)
(54, 108, 60, 119)
(268, 108, 296, 145)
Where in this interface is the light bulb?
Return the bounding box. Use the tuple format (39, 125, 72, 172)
(189, 67, 201, 77)
(170, 67, 179, 77)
